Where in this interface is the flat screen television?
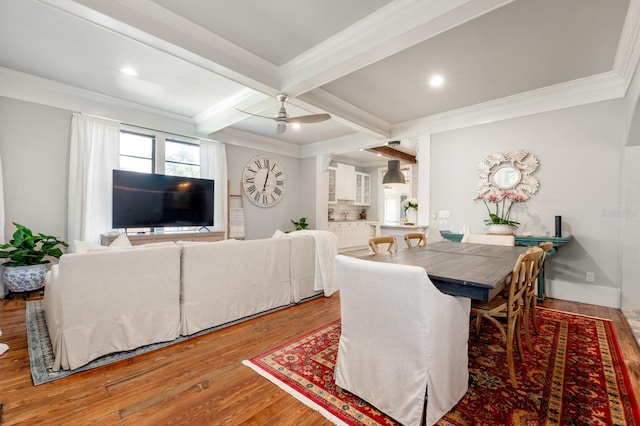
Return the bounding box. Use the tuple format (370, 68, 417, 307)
(112, 170, 214, 229)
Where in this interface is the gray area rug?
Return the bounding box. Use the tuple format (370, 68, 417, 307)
(26, 296, 320, 386)
(27, 300, 188, 385)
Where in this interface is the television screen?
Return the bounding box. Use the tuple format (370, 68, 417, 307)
(112, 170, 214, 229)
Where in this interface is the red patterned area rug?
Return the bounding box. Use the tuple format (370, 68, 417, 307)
(243, 308, 640, 425)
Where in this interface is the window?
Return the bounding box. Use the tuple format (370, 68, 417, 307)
(119, 130, 200, 178)
(165, 139, 200, 177)
(119, 131, 154, 173)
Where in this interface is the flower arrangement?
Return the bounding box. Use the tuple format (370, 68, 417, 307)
(474, 191, 526, 228)
(402, 198, 418, 212)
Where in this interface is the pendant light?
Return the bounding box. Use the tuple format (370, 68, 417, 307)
(382, 141, 406, 185)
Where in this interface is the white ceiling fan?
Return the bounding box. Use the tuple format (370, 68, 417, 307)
(237, 94, 331, 134)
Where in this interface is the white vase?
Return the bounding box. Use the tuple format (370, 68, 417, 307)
(487, 224, 515, 235)
(406, 209, 417, 224)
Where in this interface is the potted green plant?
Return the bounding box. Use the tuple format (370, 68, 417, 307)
(0, 223, 68, 296)
(291, 217, 309, 231)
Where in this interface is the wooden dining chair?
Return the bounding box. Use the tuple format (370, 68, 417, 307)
(368, 236, 398, 254)
(522, 241, 553, 350)
(461, 233, 515, 246)
(470, 246, 544, 388)
(404, 232, 426, 248)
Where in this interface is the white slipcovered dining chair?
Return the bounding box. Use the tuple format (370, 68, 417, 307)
(461, 233, 515, 246)
(334, 255, 471, 426)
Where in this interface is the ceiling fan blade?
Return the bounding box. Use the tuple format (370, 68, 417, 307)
(287, 113, 331, 124)
(276, 122, 287, 135)
(235, 108, 277, 121)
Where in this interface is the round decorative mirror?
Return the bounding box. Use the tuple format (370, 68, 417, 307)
(492, 166, 521, 189)
(477, 150, 539, 199)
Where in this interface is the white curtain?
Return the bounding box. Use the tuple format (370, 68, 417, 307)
(199, 140, 228, 235)
(0, 154, 4, 244)
(0, 154, 5, 297)
(68, 113, 120, 244)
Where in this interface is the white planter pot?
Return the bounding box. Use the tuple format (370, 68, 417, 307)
(2, 264, 47, 293)
(487, 224, 515, 235)
(406, 209, 417, 224)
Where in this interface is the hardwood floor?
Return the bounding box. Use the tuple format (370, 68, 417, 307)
(0, 293, 638, 425)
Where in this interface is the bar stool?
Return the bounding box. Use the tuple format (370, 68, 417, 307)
(404, 232, 426, 248)
(368, 236, 398, 254)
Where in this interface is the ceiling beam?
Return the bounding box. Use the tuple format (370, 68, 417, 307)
(368, 146, 416, 164)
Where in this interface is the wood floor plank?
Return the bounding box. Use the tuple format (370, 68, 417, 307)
(0, 291, 638, 425)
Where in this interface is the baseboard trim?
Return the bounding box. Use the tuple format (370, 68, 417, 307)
(546, 280, 620, 308)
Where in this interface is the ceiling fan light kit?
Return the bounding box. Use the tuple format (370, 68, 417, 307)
(237, 93, 331, 135)
(382, 141, 406, 185)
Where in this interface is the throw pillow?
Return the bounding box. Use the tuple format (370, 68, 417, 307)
(109, 233, 132, 248)
(71, 240, 102, 253)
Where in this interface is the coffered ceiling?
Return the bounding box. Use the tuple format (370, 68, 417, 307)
(0, 0, 636, 163)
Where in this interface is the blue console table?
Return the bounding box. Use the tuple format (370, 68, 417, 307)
(439, 231, 572, 301)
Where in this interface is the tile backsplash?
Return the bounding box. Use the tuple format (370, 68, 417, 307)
(329, 202, 376, 221)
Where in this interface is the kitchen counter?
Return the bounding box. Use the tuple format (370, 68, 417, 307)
(328, 220, 379, 223)
(370, 224, 429, 245)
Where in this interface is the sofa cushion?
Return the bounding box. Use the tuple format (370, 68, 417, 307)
(180, 238, 291, 335)
(42, 244, 182, 370)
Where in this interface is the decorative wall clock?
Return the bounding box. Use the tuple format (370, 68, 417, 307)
(242, 156, 286, 207)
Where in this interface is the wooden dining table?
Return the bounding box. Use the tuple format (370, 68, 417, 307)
(363, 240, 529, 301)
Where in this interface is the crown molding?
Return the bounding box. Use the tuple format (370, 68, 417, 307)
(391, 71, 626, 138)
(0, 66, 200, 135)
(280, 0, 513, 95)
(210, 127, 303, 159)
(613, 0, 640, 91)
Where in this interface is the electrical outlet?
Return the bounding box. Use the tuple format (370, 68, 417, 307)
(586, 272, 595, 282)
(439, 220, 448, 225)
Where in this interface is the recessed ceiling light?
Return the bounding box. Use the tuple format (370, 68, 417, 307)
(292, 123, 301, 130)
(120, 67, 138, 76)
(429, 75, 444, 87)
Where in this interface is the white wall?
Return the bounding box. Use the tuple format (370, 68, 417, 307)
(621, 145, 640, 309)
(0, 96, 70, 241)
(426, 99, 626, 307)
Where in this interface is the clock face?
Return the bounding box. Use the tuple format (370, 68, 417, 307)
(242, 156, 286, 207)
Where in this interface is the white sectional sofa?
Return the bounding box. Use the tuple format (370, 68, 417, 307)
(42, 231, 337, 371)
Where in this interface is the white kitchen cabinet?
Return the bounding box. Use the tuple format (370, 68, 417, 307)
(328, 221, 373, 250)
(355, 172, 371, 205)
(328, 166, 337, 204)
(336, 163, 356, 200)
